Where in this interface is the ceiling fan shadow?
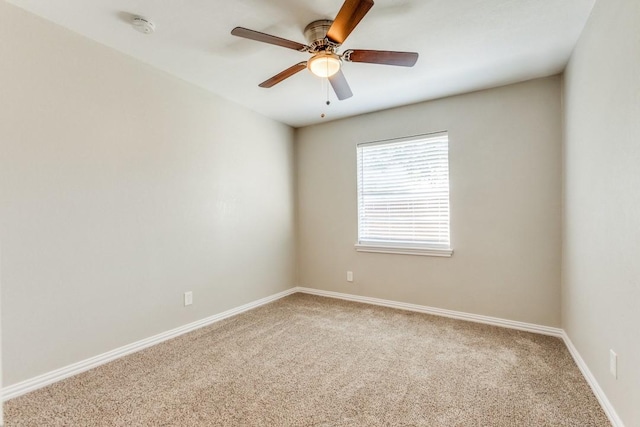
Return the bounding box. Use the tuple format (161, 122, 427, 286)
(241, 0, 322, 30)
(367, 2, 413, 21)
(211, 23, 305, 59)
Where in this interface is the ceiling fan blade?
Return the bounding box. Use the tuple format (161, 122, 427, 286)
(329, 69, 353, 100)
(231, 27, 307, 51)
(344, 49, 419, 67)
(326, 0, 374, 45)
(259, 62, 308, 88)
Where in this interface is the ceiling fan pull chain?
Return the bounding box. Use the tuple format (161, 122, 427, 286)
(325, 62, 330, 106)
(326, 78, 331, 106)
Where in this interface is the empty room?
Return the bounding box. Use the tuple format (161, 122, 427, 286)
(0, 0, 638, 425)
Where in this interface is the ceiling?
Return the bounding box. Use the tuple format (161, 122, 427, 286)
(8, 0, 595, 128)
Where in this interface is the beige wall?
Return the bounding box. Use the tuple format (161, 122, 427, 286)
(0, 3, 296, 386)
(296, 77, 563, 327)
(7, 6, 635, 425)
(562, 0, 640, 424)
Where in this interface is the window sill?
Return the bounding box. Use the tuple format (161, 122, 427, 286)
(354, 244, 453, 257)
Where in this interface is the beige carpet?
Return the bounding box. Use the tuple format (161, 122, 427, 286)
(5, 293, 609, 426)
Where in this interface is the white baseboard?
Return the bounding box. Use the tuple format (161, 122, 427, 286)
(561, 331, 624, 427)
(295, 286, 624, 426)
(3, 285, 624, 427)
(295, 287, 563, 337)
(2, 287, 297, 401)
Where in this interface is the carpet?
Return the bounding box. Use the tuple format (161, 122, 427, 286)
(5, 293, 610, 426)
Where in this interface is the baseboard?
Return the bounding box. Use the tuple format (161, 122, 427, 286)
(3, 286, 624, 427)
(2, 287, 297, 401)
(295, 287, 624, 426)
(295, 287, 563, 337)
(561, 331, 625, 427)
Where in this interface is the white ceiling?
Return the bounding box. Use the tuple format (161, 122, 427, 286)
(8, 0, 595, 128)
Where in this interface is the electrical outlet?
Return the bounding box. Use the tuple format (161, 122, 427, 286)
(610, 349, 617, 379)
(347, 271, 353, 282)
(184, 291, 193, 306)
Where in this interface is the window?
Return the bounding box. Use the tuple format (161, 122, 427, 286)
(356, 132, 452, 257)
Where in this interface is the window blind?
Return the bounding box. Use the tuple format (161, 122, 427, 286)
(357, 133, 450, 250)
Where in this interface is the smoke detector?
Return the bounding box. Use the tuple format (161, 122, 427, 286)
(131, 17, 155, 34)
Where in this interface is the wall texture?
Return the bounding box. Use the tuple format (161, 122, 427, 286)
(0, 3, 296, 386)
(562, 0, 640, 424)
(296, 77, 562, 327)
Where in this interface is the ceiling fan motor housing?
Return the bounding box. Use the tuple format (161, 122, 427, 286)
(304, 20, 335, 52)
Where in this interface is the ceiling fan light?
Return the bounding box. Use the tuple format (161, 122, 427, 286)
(308, 53, 341, 78)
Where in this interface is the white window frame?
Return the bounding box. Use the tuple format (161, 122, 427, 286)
(355, 132, 453, 257)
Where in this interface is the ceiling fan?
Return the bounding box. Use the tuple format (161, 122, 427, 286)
(230, 0, 418, 100)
